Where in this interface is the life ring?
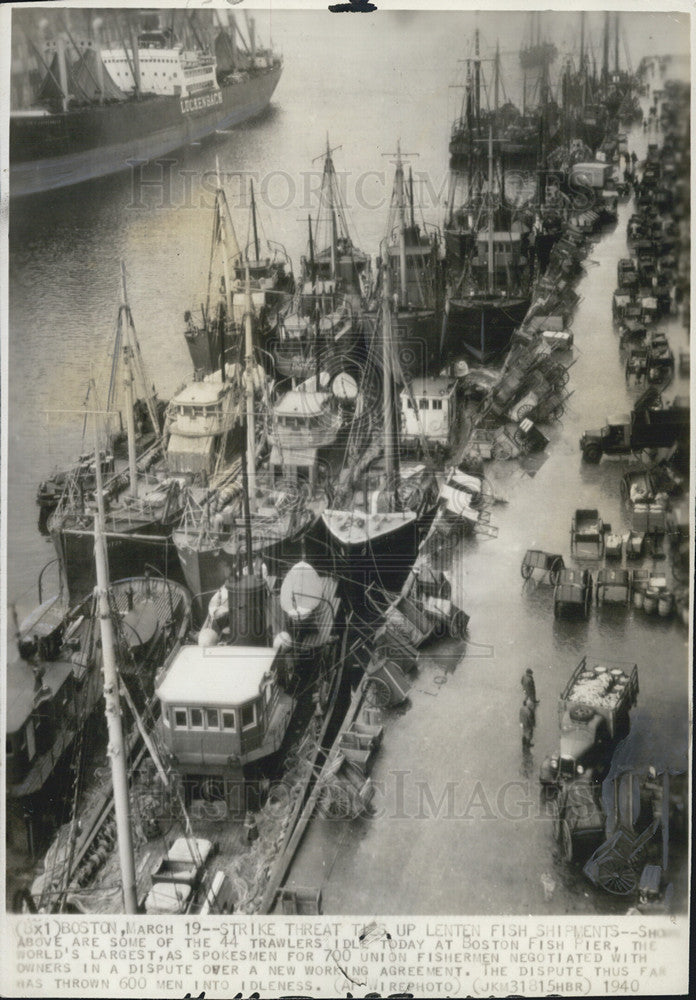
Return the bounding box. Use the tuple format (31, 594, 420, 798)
(569, 704, 595, 723)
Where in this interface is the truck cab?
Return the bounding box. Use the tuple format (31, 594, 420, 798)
(541, 707, 612, 786)
(580, 416, 630, 462)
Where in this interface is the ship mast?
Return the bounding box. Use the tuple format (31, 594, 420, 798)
(381, 267, 397, 505)
(494, 40, 500, 118)
(92, 416, 137, 914)
(580, 12, 586, 109)
(474, 28, 481, 133)
(244, 262, 257, 514)
(250, 179, 260, 262)
(214, 156, 237, 329)
(395, 140, 408, 308)
(325, 137, 338, 280)
(56, 35, 70, 113)
(602, 12, 610, 90)
(120, 264, 139, 500)
(307, 213, 316, 283)
(487, 126, 494, 294)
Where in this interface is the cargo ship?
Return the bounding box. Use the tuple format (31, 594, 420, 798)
(10, 8, 282, 198)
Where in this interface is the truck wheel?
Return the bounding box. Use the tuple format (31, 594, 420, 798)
(582, 443, 602, 464)
(561, 820, 574, 862)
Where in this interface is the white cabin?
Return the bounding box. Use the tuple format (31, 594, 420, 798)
(102, 42, 218, 99)
(165, 372, 240, 475)
(400, 377, 456, 445)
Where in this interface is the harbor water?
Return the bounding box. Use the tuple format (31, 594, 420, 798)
(6, 12, 691, 914)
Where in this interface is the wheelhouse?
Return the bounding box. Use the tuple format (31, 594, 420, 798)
(157, 644, 292, 770)
(400, 377, 456, 445)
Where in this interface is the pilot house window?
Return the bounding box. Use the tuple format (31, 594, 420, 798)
(173, 708, 187, 729)
(241, 704, 256, 730)
(190, 708, 204, 730)
(222, 710, 236, 732)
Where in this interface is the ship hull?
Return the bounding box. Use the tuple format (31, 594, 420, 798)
(444, 294, 531, 364)
(51, 516, 184, 604)
(11, 66, 282, 198)
(313, 513, 426, 603)
(393, 309, 444, 379)
(174, 518, 321, 623)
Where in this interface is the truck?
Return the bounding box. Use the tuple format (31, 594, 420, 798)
(569, 161, 613, 191)
(580, 388, 689, 463)
(540, 656, 639, 789)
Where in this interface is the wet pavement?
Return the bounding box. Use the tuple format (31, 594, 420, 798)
(280, 126, 690, 916)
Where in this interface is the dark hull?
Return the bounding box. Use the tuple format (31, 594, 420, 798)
(312, 514, 427, 606)
(449, 137, 539, 170)
(174, 518, 322, 623)
(52, 517, 184, 604)
(393, 309, 444, 379)
(11, 65, 282, 197)
(444, 294, 531, 363)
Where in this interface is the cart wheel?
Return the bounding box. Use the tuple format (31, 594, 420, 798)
(449, 610, 468, 639)
(554, 599, 561, 619)
(549, 559, 564, 586)
(517, 404, 534, 421)
(582, 443, 602, 464)
(521, 562, 534, 580)
(551, 800, 562, 842)
(363, 677, 392, 709)
(551, 404, 565, 422)
(619, 478, 629, 502)
(317, 781, 354, 819)
(431, 617, 449, 640)
(597, 862, 639, 896)
(492, 440, 513, 461)
(560, 820, 574, 862)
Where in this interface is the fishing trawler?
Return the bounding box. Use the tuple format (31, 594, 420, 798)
(271, 139, 370, 381)
(48, 267, 188, 602)
(6, 567, 191, 857)
(449, 31, 559, 172)
(183, 169, 294, 377)
(321, 267, 439, 596)
(444, 129, 532, 363)
(381, 142, 445, 379)
(173, 270, 357, 615)
(10, 8, 282, 198)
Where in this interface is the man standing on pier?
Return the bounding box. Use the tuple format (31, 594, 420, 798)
(521, 668, 539, 705)
(519, 698, 535, 750)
